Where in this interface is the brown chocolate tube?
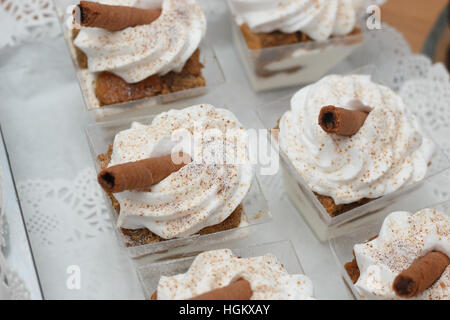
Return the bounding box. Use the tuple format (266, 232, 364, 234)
(189, 279, 253, 300)
(393, 251, 450, 298)
(318, 105, 369, 136)
(97, 152, 191, 194)
(77, 1, 162, 32)
(149, 279, 252, 300)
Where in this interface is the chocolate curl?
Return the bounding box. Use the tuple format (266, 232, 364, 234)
(76, 1, 162, 32)
(189, 279, 253, 300)
(318, 105, 369, 136)
(393, 251, 450, 298)
(97, 152, 191, 194)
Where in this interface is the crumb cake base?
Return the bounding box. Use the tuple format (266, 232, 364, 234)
(281, 162, 385, 241)
(314, 193, 373, 218)
(345, 257, 360, 284)
(240, 23, 361, 50)
(70, 30, 206, 107)
(344, 235, 379, 285)
(240, 23, 309, 50)
(233, 23, 363, 91)
(98, 145, 246, 247)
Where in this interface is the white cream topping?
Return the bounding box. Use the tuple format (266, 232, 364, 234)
(354, 209, 449, 300)
(279, 75, 434, 205)
(109, 105, 253, 239)
(228, 0, 364, 41)
(156, 249, 315, 300)
(68, 0, 206, 83)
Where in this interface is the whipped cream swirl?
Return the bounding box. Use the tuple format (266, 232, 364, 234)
(156, 249, 315, 300)
(279, 75, 434, 205)
(69, 0, 206, 83)
(109, 105, 253, 239)
(228, 0, 364, 41)
(354, 209, 449, 300)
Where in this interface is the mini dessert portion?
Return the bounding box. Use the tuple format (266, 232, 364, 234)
(152, 249, 315, 300)
(227, 0, 364, 90)
(97, 104, 254, 247)
(278, 75, 435, 217)
(345, 209, 449, 300)
(66, 0, 206, 108)
(229, 0, 364, 48)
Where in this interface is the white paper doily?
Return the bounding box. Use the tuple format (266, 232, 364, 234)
(0, 253, 31, 300)
(0, 163, 31, 300)
(21, 168, 112, 247)
(0, 0, 60, 49)
(18, 168, 142, 300)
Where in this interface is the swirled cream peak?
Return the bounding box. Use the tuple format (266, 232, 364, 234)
(109, 105, 253, 239)
(156, 249, 315, 300)
(70, 0, 206, 83)
(228, 0, 364, 41)
(354, 209, 449, 300)
(279, 75, 434, 205)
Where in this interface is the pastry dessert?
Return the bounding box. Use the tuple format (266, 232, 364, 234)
(345, 208, 449, 300)
(278, 74, 435, 218)
(151, 249, 315, 300)
(96, 105, 254, 247)
(227, 0, 364, 91)
(65, 0, 207, 108)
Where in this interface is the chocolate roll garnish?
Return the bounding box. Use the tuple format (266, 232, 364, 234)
(319, 105, 369, 136)
(393, 251, 450, 298)
(150, 279, 252, 300)
(76, 1, 162, 32)
(98, 152, 191, 194)
(189, 279, 253, 300)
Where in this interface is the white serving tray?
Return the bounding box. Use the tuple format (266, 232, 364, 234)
(0, 126, 43, 299)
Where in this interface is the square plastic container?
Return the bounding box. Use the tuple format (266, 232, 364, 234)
(227, 0, 364, 92)
(257, 75, 450, 242)
(136, 240, 306, 299)
(53, 0, 225, 121)
(85, 112, 272, 259)
(329, 199, 450, 300)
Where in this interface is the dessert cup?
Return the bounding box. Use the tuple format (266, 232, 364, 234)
(136, 240, 306, 299)
(329, 199, 450, 300)
(227, 1, 364, 92)
(257, 77, 450, 242)
(53, 0, 225, 121)
(86, 112, 272, 259)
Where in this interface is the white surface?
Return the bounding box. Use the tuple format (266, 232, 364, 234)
(0, 129, 37, 299)
(0, 0, 448, 300)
